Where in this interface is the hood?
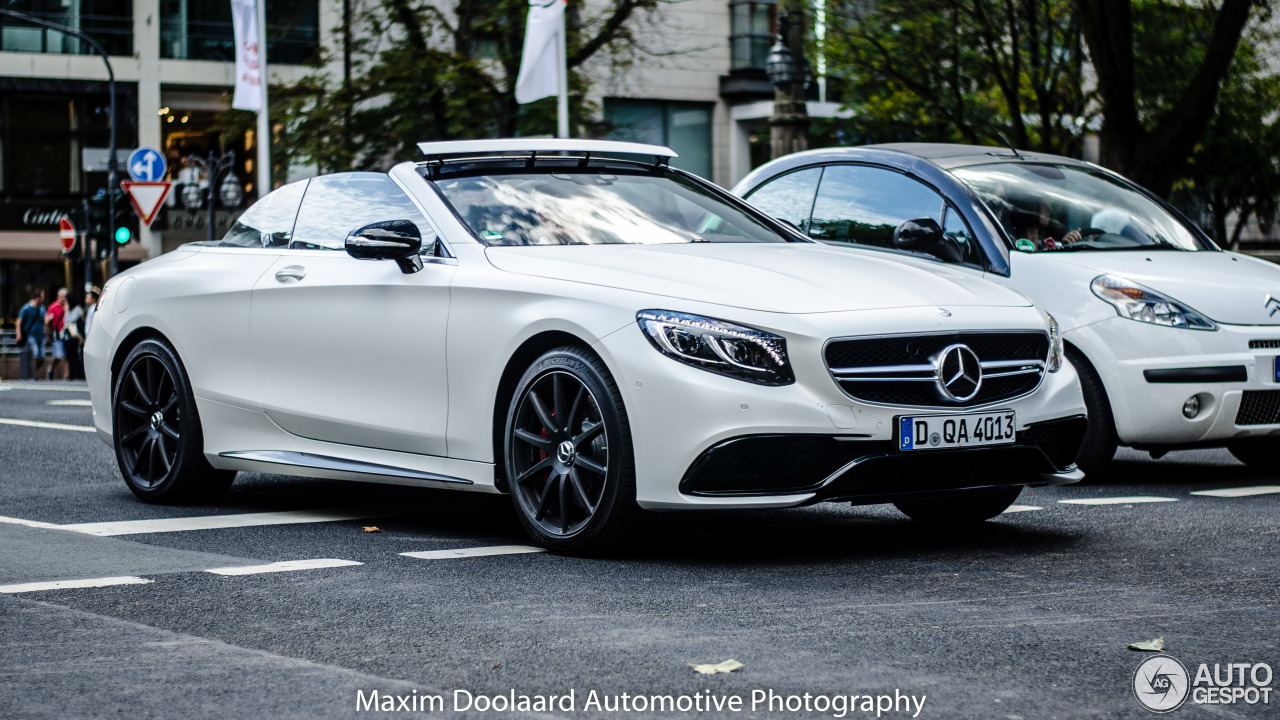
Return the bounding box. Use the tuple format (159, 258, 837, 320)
(485, 243, 1031, 314)
(1047, 250, 1280, 326)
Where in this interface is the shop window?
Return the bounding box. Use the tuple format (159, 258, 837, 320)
(0, 0, 133, 56)
(604, 99, 714, 180)
(730, 0, 775, 70)
(160, 0, 319, 64)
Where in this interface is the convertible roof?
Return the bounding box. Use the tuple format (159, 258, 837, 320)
(416, 138, 677, 164)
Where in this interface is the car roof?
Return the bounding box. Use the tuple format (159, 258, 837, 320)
(751, 143, 1095, 173)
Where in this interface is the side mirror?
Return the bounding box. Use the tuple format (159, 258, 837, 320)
(345, 219, 423, 274)
(893, 217, 963, 264)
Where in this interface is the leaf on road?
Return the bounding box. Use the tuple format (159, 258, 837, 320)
(689, 659, 744, 675)
(362, 526, 382, 533)
(1127, 636, 1165, 652)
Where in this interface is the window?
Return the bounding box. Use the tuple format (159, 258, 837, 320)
(604, 99, 714, 180)
(730, 0, 776, 69)
(160, 0, 318, 64)
(0, 0, 133, 56)
(220, 179, 308, 248)
(807, 164, 984, 266)
(434, 168, 786, 247)
(291, 173, 436, 251)
(744, 166, 822, 231)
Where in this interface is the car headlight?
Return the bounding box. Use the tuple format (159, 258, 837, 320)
(636, 310, 794, 385)
(1047, 313, 1063, 372)
(1090, 275, 1217, 331)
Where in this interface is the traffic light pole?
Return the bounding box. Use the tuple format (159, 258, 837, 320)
(0, 8, 118, 277)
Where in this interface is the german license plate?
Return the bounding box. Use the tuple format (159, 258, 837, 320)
(898, 411, 1016, 451)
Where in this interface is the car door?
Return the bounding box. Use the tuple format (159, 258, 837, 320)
(250, 172, 455, 457)
(746, 163, 988, 273)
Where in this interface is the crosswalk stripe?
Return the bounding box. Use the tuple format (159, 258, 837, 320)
(0, 576, 152, 594)
(59, 507, 412, 536)
(205, 559, 363, 576)
(0, 515, 62, 530)
(0, 383, 89, 392)
(401, 545, 546, 560)
(1002, 505, 1043, 514)
(1190, 486, 1280, 498)
(1058, 496, 1177, 505)
(47, 399, 93, 406)
(0, 417, 96, 433)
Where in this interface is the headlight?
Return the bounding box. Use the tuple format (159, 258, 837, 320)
(636, 310, 794, 385)
(1047, 313, 1063, 372)
(1090, 275, 1216, 330)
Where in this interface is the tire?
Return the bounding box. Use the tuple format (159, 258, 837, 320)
(1227, 439, 1280, 469)
(503, 346, 638, 554)
(894, 485, 1024, 523)
(1066, 345, 1118, 479)
(112, 338, 235, 503)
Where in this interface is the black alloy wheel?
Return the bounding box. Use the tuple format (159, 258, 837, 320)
(1066, 345, 1118, 479)
(112, 339, 235, 502)
(504, 347, 637, 553)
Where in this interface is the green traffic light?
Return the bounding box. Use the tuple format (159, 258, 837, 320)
(114, 225, 132, 244)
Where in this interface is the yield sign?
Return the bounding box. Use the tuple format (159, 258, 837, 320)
(121, 180, 173, 227)
(59, 215, 76, 253)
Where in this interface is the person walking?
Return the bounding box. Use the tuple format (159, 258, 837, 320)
(84, 288, 100, 338)
(65, 294, 86, 380)
(15, 290, 46, 380)
(46, 288, 68, 380)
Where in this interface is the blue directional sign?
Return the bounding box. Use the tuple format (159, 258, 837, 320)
(128, 147, 167, 182)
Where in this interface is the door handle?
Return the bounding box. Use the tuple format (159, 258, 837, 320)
(274, 266, 306, 283)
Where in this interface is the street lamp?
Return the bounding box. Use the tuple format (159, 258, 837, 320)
(765, 8, 810, 160)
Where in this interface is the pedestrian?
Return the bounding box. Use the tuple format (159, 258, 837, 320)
(65, 293, 86, 380)
(15, 290, 46, 381)
(84, 288, 99, 339)
(46, 287, 68, 380)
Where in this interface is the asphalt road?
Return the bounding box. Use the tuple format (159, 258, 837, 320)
(0, 380, 1276, 719)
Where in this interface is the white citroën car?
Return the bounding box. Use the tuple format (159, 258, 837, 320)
(85, 139, 1086, 552)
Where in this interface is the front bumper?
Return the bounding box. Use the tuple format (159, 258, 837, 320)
(1067, 317, 1280, 446)
(679, 415, 1086, 503)
(594, 304, 1088, 510)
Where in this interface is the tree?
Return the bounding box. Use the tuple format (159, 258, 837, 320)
(823, 0, 1086, 155)
(1078, 0, 1263, 197)
(250, 0, 667, 174)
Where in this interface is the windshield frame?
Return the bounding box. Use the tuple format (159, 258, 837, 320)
(422, 158, 813, 248)
(948, 160, 1219, 254)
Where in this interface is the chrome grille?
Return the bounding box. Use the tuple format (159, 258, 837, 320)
(824, 332, 1049, 408)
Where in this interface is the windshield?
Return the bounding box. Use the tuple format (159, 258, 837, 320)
(433, 168, 789, 246)
(952, 163, 1210, 253)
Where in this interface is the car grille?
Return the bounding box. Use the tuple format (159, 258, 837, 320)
(824, 331, 1049, 408)
(1236, 390, 1280, 425)
(1248, 339, 1280, 349)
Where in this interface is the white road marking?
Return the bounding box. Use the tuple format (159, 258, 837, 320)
(1190, 486, 1280, 498)
(0, 576, 152, 594)
(47, 399, 93, 406)
(0, 383, 89, 392)
(1058, 496, 1178, 505)
(1002, 505, 1043, 514)
(400, 545, 546, 560)
(0, 515, 62, 530)
(0, 417, 95, 433)
(59, 507, 411, 536)
(205, 559, 363, 576)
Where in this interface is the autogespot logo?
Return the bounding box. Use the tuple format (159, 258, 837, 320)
(1134, 655, 1190, 712)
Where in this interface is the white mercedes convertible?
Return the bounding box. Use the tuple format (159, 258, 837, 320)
(85, 140, 1085, 552)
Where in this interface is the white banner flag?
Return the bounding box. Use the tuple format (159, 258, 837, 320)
(514, 0, 567, 104)
(231, 0, 262, 111)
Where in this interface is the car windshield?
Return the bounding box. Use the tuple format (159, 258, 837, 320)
(433, 167, 789, 246)
(951, 163, 1209, 253)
